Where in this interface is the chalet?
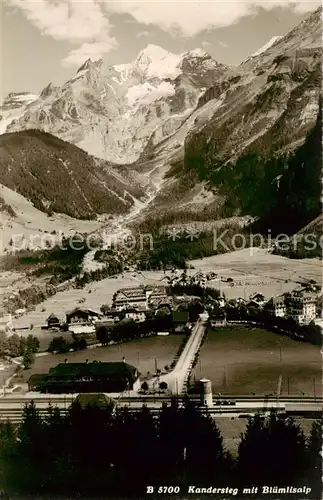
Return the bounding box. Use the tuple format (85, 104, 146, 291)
(66, 308, 100, 326)
(113, 286, 147, 311)
(28, 361, 141, 394)
(249, 293, 266, 307)
(46, 313, 60, 329)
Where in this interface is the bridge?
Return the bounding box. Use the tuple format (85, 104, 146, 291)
(155, 314, 208, 394)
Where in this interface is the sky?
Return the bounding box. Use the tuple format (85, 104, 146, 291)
(1, 1, 320, 102)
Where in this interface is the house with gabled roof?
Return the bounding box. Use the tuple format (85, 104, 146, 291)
(249, 293, 266, 307)
(28, 361, 141, 394)
(113, 286, 147, 311)
(66, 308, 100, 326)
(46, 313, 60, 329)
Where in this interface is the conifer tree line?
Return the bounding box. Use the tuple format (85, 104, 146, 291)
(0, 399, 321, 498)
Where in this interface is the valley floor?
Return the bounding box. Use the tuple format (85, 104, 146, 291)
(13, 334, 185, 393)
(8, 248, 322, 331)
(192, 326, 322, 397)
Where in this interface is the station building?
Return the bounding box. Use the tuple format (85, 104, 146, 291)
(28, 361, 141, 394)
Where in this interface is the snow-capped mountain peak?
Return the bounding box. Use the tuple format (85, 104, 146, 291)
(182, 48, 208, 59)
(136, 44, 172, 61)
(250, 36, 283, 58)
(1, 92, 38, 109)
(0, 92, 39, 135)
(132, 44, 182, 80)
(77, 58, 96, 73)
(2, 44, 226, 162)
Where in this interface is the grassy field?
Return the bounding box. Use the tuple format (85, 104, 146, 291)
(190, 248, 322, 300)
(192, 326, 322, 396)
(17, 334, 185, 386)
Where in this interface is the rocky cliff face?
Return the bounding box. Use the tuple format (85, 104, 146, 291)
(4, 45, 226, 164)
(136, 7, 321, 226)
(1, 9, 321, 231)
(184, 7, 321, 173)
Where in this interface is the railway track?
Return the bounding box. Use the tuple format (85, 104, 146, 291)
(0, 394, 321, 423)
(0, 394, 321, 404)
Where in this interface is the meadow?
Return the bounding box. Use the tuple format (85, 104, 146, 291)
(192, 325, 322, 396)
(18, 334, 185, 386)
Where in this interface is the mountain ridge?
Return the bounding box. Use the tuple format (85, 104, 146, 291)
(2, 45, 227, 164)
(0, 129, 145, 220)
(0, 8, 321, 234)
(134, 7, 321, 228)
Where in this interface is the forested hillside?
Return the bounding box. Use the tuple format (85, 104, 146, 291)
(185, 105, 321, 236)
(0, 130, 144, 219)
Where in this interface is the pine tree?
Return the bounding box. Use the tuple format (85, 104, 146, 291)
(306, 419, 323, 497)
(17, 401, 45, 489)
(238, 412, 307, 486)
(22, 348, 35, 369)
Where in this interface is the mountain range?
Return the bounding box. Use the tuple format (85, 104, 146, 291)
(2, 46, 226, 164)
(0, 7, 321, 236)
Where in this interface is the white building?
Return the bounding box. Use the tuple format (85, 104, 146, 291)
(124, 308, 146, 323)
(68, 324, 96, 335)
(291, 292, 316, 324)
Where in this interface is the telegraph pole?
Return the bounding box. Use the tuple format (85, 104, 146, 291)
(277, 375, 282, 411)
(223, 366, 227, 390)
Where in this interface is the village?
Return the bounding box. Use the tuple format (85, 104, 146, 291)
(0, 266, 321, 398)
(0, 269, 322, 340)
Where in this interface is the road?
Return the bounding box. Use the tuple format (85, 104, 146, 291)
(156, 315, 208, 394)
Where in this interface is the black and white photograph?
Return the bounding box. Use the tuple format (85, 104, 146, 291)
(0, 1, 322, 499)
